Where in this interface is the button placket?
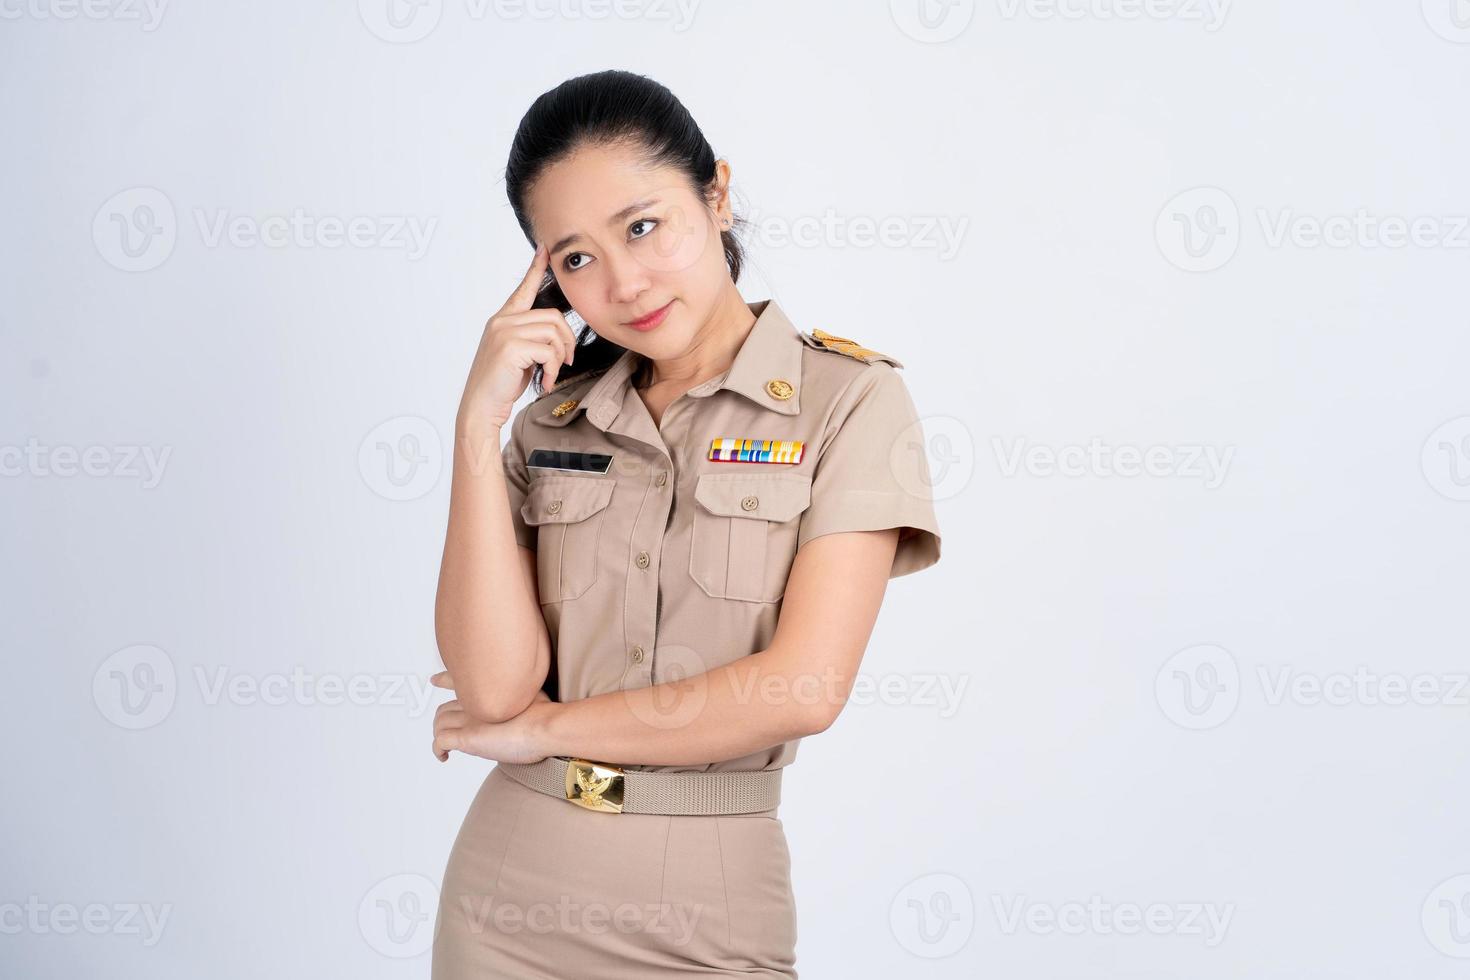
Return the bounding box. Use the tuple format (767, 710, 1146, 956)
(645, 405, 696, 686)
(621, 448, 678, 691)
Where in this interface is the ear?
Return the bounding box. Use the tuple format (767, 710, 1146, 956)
(709, 159, 735, 224)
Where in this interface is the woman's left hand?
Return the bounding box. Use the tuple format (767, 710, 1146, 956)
(430, 671, 552, 764)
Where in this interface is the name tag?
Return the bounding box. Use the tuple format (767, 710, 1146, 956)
(527, 448, 613, 474)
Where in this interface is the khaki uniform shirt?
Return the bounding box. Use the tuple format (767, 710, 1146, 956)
(500, 298, 942, 774)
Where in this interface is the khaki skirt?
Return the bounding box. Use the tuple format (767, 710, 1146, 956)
(432, 764, 799, 978)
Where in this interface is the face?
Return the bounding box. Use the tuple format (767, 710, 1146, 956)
(525, 141, 733, 361)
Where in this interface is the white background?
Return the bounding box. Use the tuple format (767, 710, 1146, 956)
(4, 1, 1470, 976)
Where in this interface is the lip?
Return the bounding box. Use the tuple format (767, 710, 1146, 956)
(624, 300, 673, 331)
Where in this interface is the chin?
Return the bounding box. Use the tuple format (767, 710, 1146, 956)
(609, 324, 686, 358)
(648, 328, 701, 358)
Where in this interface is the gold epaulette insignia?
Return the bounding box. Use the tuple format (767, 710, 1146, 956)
(806, 328, 901, 366)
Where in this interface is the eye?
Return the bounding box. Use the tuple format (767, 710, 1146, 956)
(629, 218, 658, 240)
(563, 252, 590, 273)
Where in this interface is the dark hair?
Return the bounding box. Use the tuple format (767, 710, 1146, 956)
(504, 69, 747, 396)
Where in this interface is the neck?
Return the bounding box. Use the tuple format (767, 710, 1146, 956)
(637, 289, 755, 390)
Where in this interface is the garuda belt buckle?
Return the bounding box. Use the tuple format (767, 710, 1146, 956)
(565, 758, 625, 813)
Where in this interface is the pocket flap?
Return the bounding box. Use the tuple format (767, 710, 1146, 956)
(694, 472, 812, 522)
(521, 476, 615, 525)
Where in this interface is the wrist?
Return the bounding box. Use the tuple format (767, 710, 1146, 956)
(457, 395, 513, 434)
(523, 699, 560, 758)
(453, 412, 502, 467)
(455, 405, 503, 437)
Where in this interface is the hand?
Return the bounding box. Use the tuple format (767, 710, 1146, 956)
(429, 670, 552, 764)
(458, 243, 581, 430)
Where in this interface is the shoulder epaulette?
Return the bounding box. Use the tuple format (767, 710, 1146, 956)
(799, 328, 904, 368)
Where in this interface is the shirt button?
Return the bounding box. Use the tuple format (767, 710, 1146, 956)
(630, 646, 645, 664)
(655, 472, 667, 487)
(740, 494, 759, 511)
(548, 499, 562, 514)
(635, 551, 650, 568)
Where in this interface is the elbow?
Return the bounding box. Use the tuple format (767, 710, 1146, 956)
(797, 699, 842, 739)
(757, 648, 848, 738)
(456, 682, 532, 725)
(794, 668, 860, 736)
(434, 638, 540, 725)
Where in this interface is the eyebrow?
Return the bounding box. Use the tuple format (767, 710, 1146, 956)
(548, 197, 662, 256)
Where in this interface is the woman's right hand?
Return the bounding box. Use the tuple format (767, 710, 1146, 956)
(457, 242, 581, 431)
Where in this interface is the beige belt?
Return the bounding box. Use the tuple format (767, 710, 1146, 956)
(496, 756, 782, 815)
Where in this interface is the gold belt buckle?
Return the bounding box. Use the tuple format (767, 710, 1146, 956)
(565, 758, 625, 813)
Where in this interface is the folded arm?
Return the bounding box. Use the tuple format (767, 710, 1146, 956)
(516, 527, 900, 766)
(434, 416, 551, 724)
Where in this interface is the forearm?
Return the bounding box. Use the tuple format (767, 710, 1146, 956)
(434, 415, 547, 720)
(527, 649, 829, 766)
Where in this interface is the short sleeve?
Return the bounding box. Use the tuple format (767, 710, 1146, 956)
(502, 404, 536, 551)
(796, 365, 942, 578)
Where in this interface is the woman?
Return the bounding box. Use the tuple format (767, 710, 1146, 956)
(429, 69, 942, 978)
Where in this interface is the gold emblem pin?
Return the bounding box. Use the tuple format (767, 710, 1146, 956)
(765, 379, 794, 400)
(551, 398, 579, 417)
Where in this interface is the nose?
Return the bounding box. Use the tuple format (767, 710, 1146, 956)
(602, 246, 653, 307)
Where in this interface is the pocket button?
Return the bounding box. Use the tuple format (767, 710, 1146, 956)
(741, 495, 759, 511)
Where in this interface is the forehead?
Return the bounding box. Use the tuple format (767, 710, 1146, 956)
(526, 142, 697, 243)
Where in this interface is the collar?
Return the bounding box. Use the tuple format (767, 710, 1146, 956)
(532, 298, 805, 429)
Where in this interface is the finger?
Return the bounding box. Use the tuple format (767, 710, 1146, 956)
(430, 671, 454, 691)
(501, 242, 550, 316)
(542, 341, 563, 391)
(508, 337, 565, 391)
(495, 312, 573, 367)
(434, 699, 463, 723)
(433, 732, 460, 759)
(557, 311, 578, 364)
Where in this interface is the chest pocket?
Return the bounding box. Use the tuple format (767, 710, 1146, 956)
(689, 472, 812, 603)
(521, 476, 616, 603)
